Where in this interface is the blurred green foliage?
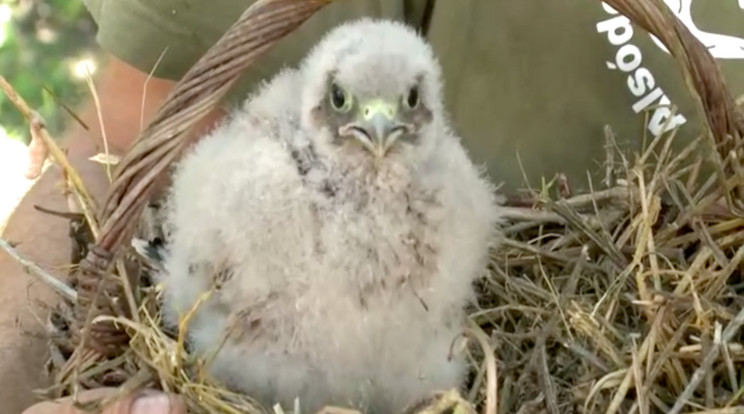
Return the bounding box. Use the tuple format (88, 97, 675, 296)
(0, 0, 98, 144)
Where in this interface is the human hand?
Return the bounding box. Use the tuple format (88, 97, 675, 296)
(21, 388, 187, 414)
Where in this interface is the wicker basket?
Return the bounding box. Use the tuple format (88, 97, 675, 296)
(45, 0, 744, 413)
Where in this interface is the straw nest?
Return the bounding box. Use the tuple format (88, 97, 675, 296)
(1, 0, 743, 413)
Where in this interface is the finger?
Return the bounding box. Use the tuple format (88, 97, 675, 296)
(106, 392, 187, 414)
(21, 389, 117, 414)
(24, 130, 48, 180)
(21, 389, 187, 414)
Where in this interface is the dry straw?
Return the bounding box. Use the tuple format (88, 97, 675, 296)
(1, 0, 744, 413)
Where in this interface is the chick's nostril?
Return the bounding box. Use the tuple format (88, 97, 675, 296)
(351, 126, 371, 139)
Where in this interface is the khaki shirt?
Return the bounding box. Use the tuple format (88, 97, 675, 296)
(82, 0, 744, 195)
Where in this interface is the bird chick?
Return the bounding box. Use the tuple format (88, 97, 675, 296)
(159, 18, 501, 414)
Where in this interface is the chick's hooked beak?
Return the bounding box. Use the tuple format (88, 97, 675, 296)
(340, 100, 412, 157)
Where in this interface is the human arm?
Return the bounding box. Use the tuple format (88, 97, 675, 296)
(0, 54, 224, 414)
(3, 1, 404, 411)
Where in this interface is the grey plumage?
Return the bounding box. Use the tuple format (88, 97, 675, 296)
(158, 18, 501, 413)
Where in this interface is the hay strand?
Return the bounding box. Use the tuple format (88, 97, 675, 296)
(0, 238, 77, 301)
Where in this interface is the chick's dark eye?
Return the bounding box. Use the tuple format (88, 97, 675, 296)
(330, 83, 346, 110)
(406, 86, 419, 109)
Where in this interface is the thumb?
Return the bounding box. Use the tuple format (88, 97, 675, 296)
(21, 389, 187, 414)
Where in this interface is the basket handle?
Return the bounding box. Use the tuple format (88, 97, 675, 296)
(74, 0, 335, 355)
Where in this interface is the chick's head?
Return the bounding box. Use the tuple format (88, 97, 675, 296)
(300, 19, 447, 168)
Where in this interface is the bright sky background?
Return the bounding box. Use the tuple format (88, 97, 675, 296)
(0, 2, 96, 233)
(0, 127, 38, 234)
(0, 4, 32, 232)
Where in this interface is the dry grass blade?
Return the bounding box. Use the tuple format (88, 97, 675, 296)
(465, 320, 498, 414)
(0, 238, 77, 301)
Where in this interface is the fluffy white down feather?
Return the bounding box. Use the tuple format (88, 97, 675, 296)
(159, 18, 502, 414)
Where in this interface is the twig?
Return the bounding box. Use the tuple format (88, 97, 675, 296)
(603, 308, 668, 414)
(603, 125, 616, 188)
(668, 306, 744, 414)
(630, 335, 648, 414)
(0, 75, 99, 236)
(0, 238, 77, 301)
(557, 187, 629, 209)
(466, 320, 497, 414)
(82, 67, 112, 182)
(549, 200, 628, 269)
(505, 186, 629, 209)
(499, 207, 568, 224)
(116, 259, 140, 324)
(33, 205, 85, 220)
(63, 168, 101, 241)
(538, 345, 559, 414)
(0, 76, 93, 203)
(140, 47, 169, 131)
(500, 238, 589, 267)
